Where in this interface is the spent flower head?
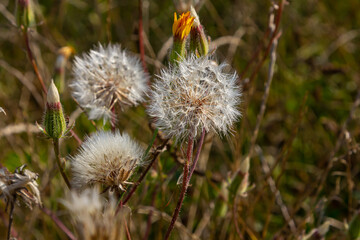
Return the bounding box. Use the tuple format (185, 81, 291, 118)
(62, 188, 130, 240)
(70, 130, 144, 191)
(0, 165, 42, 209)
(71, 43, 149, 121)
(148, 55, 241, 141)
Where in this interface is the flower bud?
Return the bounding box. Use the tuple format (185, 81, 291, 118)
(54, 46, 75, 92)
(43, 80, 66, 139)
(15, 0, 35, 29)
(189, 6, 209, 57)
(169, 11, 194, 63)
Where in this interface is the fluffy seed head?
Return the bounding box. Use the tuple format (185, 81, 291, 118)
(147, 55, 241, 141)
(62, 188, 130, 240)
(71, 44, 149, 121)
(70, 130, 144, 191)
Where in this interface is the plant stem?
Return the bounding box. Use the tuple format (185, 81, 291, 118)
(41, 207, 77, 240)
(116, 130, 165, 213)
(53, 138, 71, 189)
(121, 138, 167, 205)
(187, 128, 206, 186)
(7, 196, 16, 240)
(164, 133, 194, 240)
(138, 0, 148, 74)
(22, 27, 47, 94)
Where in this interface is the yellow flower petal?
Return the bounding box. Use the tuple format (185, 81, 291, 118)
(172, 11, 194, 41)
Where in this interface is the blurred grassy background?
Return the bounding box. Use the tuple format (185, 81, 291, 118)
(0, 0, 360, 239)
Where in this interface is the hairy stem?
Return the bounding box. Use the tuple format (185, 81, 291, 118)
(165, 133, 194, 240)
(53, 138, 71, 189)
(187, 128, 206, 186)
(116, 130, 165, 213)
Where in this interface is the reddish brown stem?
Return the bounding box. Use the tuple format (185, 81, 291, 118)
(138, 0, 148, 74)
(164, 133, 194, 240)
(187, 128, 206, 186)
(41, 207, 76, 240)
(23, 27, 47, 94)
(111, 106, 116, 132)
(116, 138, 169, 213)
(143, 184, 159, 240)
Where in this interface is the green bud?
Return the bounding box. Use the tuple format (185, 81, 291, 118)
(169, 40, 187, 64)
(43, 80, 66, 139)
(15, 0, 35, 29)
(189, 6, 209, 57)
(53, 46, 75, 93)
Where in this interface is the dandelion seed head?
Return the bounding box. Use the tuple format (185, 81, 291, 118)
(62, 188, 130, 240)
(71, 44, 149, 121)
(70, 130, 144, 191)
(147, 55, 241, 141)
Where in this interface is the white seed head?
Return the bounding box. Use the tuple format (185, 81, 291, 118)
(147, 55, 241, 141)
(71, 43, 149, 121)
(47, 80, 60, 104)
(62, 188, 130, 240)
(70, 130, 144, 191)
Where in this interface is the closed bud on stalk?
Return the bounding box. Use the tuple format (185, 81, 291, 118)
(42, 80, 66, 139)
(170, 11, 194, 63)
(189, 6, 209, 57)
(15, 0, 35, 29)
(54, 46, 75, 92)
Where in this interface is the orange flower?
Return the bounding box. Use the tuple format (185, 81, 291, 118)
(58, 46, 75, 59)
(172, 12, 194, 41)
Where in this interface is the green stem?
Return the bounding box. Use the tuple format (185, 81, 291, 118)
(53, 138, 71, 189)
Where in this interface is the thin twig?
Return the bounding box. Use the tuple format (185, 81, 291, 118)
(143, 183, 159, 240)
(187, 129, 206, 186)
(53, 138, 71, 189)
(314, 87, 360, 197)
(138, 0, 148, 73)
(7, 196, 16, 240)
(118, 137, 168, 209)
(247, 15, 281, 159)
(41, 207, 77, 240)
(137, 206, 200, 240)
(23, 27, 47, 94)
(256, 146, 297, 234)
